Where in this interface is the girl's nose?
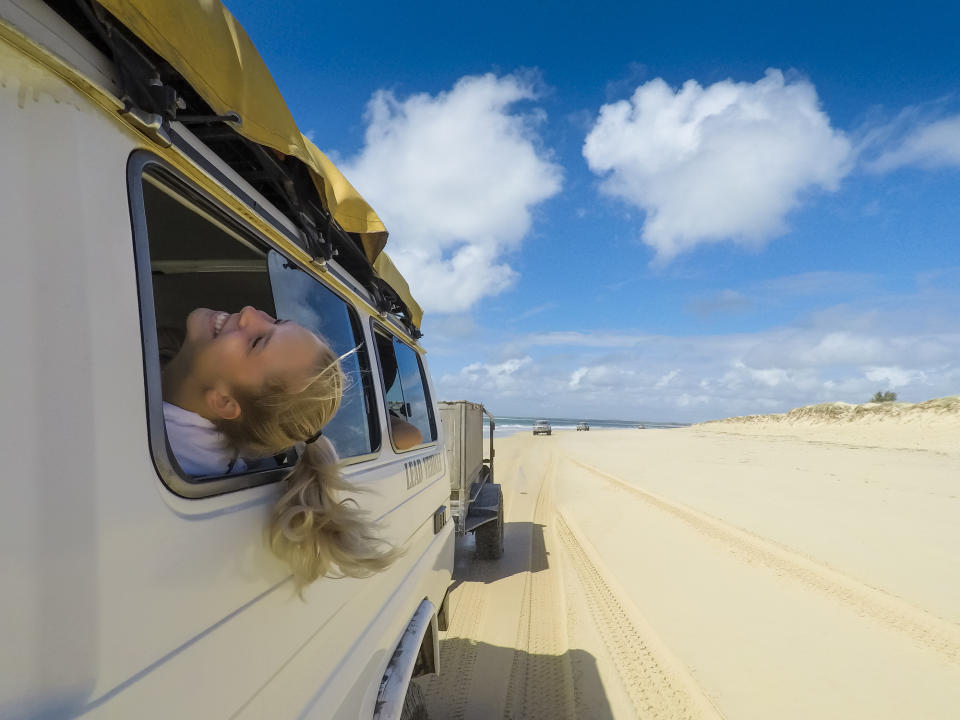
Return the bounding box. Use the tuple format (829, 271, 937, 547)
(238, 306, 256, 329)
(238, 306, 273, 333)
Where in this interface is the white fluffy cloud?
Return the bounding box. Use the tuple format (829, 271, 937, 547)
(864, 366, 928, 387)
(453, 356, 534, 393)
(869, 115, 960, 172)
(341, 74, 563, 313)
(583, 69, 852, 260)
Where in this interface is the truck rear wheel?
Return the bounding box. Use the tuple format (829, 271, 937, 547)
(475, 491, 504, 559)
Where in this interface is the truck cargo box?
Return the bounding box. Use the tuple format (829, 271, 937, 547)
(439, 400, 486, 494)
(438, 401, 500, 555)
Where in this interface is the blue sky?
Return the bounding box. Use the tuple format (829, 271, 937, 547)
(226, 0, 960, 422)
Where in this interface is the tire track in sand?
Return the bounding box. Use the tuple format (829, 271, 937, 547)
(418, 557, 487, 719)
(557, 511, 725, 720)
(419, 449, 527, 718)
(568, 456, 960, 665)
(504, 450, 577, 720)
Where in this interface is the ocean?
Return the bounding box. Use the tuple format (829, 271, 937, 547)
(485, 415, 689, 438)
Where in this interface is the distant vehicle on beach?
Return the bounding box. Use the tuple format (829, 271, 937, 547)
(577, 422, 590, 431)
(533, 420, 553, 436)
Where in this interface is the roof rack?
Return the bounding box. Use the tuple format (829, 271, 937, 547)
(51, 0, 422, 337)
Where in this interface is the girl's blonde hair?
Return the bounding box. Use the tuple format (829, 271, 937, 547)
(216, 342, 398, 588)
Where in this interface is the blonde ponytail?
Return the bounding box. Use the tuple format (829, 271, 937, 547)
(269, 436, 399, 587)
(214, 341, 399, 588)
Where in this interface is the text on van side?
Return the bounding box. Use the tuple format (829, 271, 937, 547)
(405, 453, 443, 490)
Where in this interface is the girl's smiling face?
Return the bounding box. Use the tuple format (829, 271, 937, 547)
(181, 306, 324, 418)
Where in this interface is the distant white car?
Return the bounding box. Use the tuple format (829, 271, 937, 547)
(576, 422, 590, 431)
(533, 420, 552, 436)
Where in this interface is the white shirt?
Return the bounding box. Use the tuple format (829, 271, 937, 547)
(162, 402, 247, 476)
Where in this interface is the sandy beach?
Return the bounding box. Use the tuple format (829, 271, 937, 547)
(419, 399, 960, 719)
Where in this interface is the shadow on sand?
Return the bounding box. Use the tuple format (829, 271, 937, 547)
(450, 521, 550, 592)
(417, 637, 614, 720)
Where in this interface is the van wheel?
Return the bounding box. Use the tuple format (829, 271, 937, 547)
(475, 493, 504, 560)
(401, 679, 429, 720)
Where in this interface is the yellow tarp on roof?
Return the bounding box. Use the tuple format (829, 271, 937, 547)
(374, 252, 423, 329)
(94, 0, 420, 324)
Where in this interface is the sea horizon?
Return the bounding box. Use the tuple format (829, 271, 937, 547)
(484, 415, 689, 438)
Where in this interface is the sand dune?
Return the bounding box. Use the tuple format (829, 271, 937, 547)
(699, 396, 960, 457)
(419, 401, 960, 719)
(708, 395, 960, 425)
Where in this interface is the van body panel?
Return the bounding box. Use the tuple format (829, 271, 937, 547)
(1, 30, 147, 717)
(0, 0, 118, 93)
(1, 9, 453, 718)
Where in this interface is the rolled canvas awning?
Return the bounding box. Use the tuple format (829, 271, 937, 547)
(374, 252, 423, 329)
(95, 0, 421, 324)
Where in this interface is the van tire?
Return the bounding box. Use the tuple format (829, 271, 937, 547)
(401, 680, 429, 720)
(475, 492, 504, 560)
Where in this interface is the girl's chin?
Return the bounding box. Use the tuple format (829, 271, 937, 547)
(184, 309, 217, 342)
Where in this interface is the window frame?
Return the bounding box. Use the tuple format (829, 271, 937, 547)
(128, 152, 381, 499)
(370, 320, 440, 454)
(267, 248, 383, 464)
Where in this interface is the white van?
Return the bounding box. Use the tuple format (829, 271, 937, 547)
(0, 1, 452, 718)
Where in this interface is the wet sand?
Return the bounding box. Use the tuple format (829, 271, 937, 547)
(418, 404, 960, 719)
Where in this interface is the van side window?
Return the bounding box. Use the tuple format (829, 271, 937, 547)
(268, 252, 379, 458)
(375, 331, 437, 449)
(137, 168, 289, 495)
(132, 160, 375, 497)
